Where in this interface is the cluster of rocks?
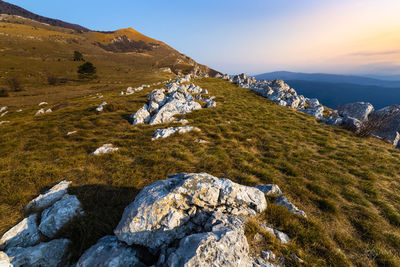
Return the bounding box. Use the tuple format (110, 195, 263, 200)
(325, 103, 400, 148)
(0, 181, 83, 267)
(130, 77, 216, 126)
(0, 173, 305, 266)
(35, 108, 52, 116)
(219, 73, 400, 149)
(219, 73, 325, 119)
(121, 85, 150, 96)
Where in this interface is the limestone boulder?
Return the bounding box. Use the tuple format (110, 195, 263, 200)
(114, 173, 267, 250)
(5, 239, 70, 267)
(131, 105, 151, 125)
(38, 194, 84, 238)
(338, 102, 374, 121)
(25, 181, 71, 212)
(0, 214, 40, 250)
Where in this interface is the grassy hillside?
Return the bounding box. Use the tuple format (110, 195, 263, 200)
(1, 77, 400, 266)
(0, 15, 214, 107)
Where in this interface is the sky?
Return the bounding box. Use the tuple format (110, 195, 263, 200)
(6, 0, 400, 75)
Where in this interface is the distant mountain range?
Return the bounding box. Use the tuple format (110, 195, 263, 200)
(0, 0, 89, 31)
(255, 71, 400, 109)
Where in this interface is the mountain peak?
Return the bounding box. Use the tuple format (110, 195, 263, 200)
(0, 0, 89, 31)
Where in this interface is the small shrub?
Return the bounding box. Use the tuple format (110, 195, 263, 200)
(6, 77, 22, 91)
(0, 89, 9, 97)
(47, 74, 59, 85)
(78, 62, 96, 79)
(73, 50, 84, 61)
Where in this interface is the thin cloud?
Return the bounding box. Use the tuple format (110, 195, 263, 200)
(350, 50, 400, 57)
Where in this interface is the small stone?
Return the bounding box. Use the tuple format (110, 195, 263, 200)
(38, 102, 48, 106)
(275, 195, 307, 217)
(262, 250, 276, 261)
(67, 131, 77, 136)
(92, 144, 119, 155)
(152, 126, 200, 140)
(95, 102, 107, 112)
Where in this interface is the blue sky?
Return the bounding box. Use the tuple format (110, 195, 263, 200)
(6, 0, 400, 75)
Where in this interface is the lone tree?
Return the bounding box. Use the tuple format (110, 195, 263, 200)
(73, 50, 84, 61)
(77, 62, 97, 79)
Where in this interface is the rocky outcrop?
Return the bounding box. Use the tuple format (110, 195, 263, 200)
(130, 79, 216, 126)
(0, 181, 84, 266)
(221, 74, 400, 149)
(92, 144, 119, 155)
(114, 173, 267, 251)
(1, 176, 300, 266)
(222, 74, 324, 119)
(153, 126, 200, 140)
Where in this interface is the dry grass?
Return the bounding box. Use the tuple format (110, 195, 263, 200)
(1, 78, 400, 265)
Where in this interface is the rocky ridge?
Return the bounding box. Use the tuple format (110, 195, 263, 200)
(218, 73, 400, 149)
(1, 174, 305, 266)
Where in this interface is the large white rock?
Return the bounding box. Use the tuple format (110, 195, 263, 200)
(92, 144, 119, 155)
(152, 126, 200, 140)
(25, 181, 71, 212)
(38, 194, 84, 238)
(5, 239, 70, 267)
(76, 236, 145, 267)
(0, 214, 40, 250)
(338, 102, 374, 121)
(0, 106, 7, 113)
(131, 105, 151, 125)
(114, 173, 267, 250)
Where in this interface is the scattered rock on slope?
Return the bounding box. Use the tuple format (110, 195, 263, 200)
(92, 144, 119, 155)
(152, 126, 200, 140)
